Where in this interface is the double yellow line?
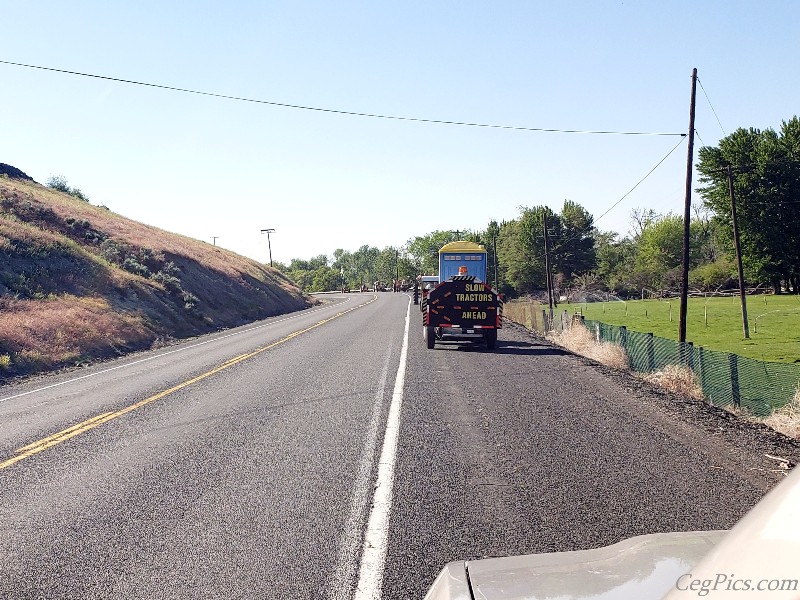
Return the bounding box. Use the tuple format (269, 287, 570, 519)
(0, 297, 376, 470)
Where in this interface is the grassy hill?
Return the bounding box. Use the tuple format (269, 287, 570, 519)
(0, 167, 313, 380)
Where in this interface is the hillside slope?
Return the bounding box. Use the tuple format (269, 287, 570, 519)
(0, 171, 313, 379)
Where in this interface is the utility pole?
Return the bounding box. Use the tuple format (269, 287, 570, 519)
(679, 67, 698, 344)
(491, 232, 499, 291)
(211, 236, 219, 246)
(727, 166, 751, 339)
(543, 213, 554, 326)
(260, 228, 275, 267)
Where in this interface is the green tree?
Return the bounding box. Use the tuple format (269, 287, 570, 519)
(405, 230, 461, 276)
(289, 269, 314, 291)
(629, 213, 709, 292)
(498, 207, 549, 295)
(310, 266, 341, 292)
(697, 118, 800, 293)
(555, 200, 596, 281)
(288, 255, 328, 272)
(375, 247, 399, 284)
(483, 220, 501, 289)
(595, 231, 637, 295)
(634, 213, 684, 288)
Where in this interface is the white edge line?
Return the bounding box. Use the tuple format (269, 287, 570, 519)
(0, 296, 359, 404)
(353, 296, 411, 600)
(327, 344, 393, 600)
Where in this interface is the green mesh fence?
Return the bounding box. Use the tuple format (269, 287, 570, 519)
(582, 319, 800, 417)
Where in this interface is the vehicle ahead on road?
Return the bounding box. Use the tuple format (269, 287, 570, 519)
(424, 466, 800, 599)
(420, 241, 502, 351)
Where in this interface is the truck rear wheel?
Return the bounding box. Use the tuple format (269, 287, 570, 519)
(425, 326, 436, 349)
(484, 329, 497, 350)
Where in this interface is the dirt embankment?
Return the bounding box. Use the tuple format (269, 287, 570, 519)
(0, 170, 313, 380)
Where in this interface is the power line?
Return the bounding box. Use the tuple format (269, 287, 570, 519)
(694, 129, 707, 148)
(0, 59, 686, 137)
(592, 136, 687, 225)
(697, 77, 726, 136)
(529, 135, 688, 262)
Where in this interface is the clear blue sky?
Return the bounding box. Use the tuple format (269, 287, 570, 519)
(2, 1, 797, 265)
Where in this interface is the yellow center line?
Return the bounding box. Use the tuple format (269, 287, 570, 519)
(0, 295, 377, 470)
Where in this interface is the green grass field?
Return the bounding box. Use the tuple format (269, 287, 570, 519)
(563, 295, 800, 364)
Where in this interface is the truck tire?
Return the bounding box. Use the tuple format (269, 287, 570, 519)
(484, 328, 497, 350)
(425, 326, 436, 349)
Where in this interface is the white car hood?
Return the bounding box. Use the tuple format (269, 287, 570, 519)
(425, 530, 724, 600)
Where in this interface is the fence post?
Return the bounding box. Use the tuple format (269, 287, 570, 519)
(646, 333, 655, 372)
(542, 309, 547, 333)
(697, 346, 706, 398)
(728, 352, 741, 408)
(595, 322, 600, 342)
(686, 341, 694, 371)
(619, 326, 627, 352)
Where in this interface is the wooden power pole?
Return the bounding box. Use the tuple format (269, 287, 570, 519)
(727, 166, 751, 339)
(543, 213, 554, 325)
(679, 68, 698, 343)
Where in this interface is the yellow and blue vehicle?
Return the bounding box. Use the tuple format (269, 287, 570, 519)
(438, 241, 489, 282)
(421, 241, 502, 351)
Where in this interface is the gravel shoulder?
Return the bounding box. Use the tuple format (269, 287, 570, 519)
(506, 320, 800, 491)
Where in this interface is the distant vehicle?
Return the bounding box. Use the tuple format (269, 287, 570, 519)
(417, 275, 440, 299)
(421, 241, 502, 351)
(424, 466, 800, 599)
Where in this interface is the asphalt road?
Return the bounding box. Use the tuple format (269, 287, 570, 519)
(1, 292, 797, 599)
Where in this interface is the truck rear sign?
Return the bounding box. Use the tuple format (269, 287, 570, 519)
(424, 277, 501, 328)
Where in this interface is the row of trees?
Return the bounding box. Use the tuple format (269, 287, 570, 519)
(278, 117, 800, 297)
(697, 117, 800, 294)
(275, 247, 418, 293)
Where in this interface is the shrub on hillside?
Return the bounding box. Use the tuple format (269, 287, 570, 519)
(46, 175, 71, 193)
(182, 291, 199, 312)
(122, 257, 150, 278)
(151, 262, 183, 294)
(46, 175, 89, 202)
(99, 239, 122, 263)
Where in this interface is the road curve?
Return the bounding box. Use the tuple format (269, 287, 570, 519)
(0, 292, 797, 599)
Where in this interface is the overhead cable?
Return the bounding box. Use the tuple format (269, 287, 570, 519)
(0, 59, 686, 137)
(697, 77, 726, 137)
(530, 135, 688, 261)
(590, 135, 687, 225)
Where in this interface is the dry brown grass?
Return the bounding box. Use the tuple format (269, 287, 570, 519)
(504, 300, 545, 332)
(641, 364, 705, 401)
(0, 176, 311, 378)
(0, 295, 153, 371)
(548, 324, 630, 370)
(761, 386, 800, 439)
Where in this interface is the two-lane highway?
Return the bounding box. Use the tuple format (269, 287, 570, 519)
(1, 292, 795, 599)
(1, 293, 408, 599)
